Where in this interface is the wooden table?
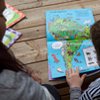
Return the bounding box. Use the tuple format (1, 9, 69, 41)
(5, 0, 100, 99)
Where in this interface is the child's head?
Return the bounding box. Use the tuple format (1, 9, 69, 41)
(90, 20, 100, 66)
(0, 0, 6, 41)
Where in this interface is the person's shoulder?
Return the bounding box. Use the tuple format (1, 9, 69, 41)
(0, 69, 26, 88)
(0, 69, 16, 79)
(0, 69, 16, 88)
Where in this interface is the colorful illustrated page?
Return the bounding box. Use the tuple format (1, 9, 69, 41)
(46, 9, 99, 79)
(4, 2, 25, 28)
(48, 40, 99, 78)
(46, 9, 95, 41)
(2, 28, 21, 48)
(83, 46, 98, 67)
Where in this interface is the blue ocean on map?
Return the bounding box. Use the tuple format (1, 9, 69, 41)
(47, 41, 67, 78)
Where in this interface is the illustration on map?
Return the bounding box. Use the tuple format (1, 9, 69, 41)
(83, 46, 98, 68)
(47, 40, 99, 78)
(46, 9, 95, 41)
(46, 9, 100, 79)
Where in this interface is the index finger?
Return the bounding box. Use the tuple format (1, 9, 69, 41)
(65, 70, 69, 77)
(69, 68, 72, 75)
(76, 67, 79, 74)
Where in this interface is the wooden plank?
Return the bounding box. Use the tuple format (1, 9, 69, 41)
(11, 0, 100, 30)
(13, 0, 80, 11)
(5, 0, 38, 6)
(94, 15, 100, 22)
(61, 95, 70, 100)
(17, 25, 46, 42)
(11, 38, 47, 64)
(23, 59, 100, 85)
(10, 14, 100, 64)
(6, 0, 79, 9)
(23, 60, 66, 85)
(58, 87, 70, 95)
(17, 14, 100, 42)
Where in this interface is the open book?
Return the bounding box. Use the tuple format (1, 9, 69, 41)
(2, 28, 21, 48)
(4, 2, 25, 28)
(1, 2, 24, 48)
(46, 9, 100, 79)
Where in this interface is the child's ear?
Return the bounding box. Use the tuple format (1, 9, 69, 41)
(97, 60, 100, 67)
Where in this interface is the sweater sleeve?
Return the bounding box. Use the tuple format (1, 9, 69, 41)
(15, 71, 55, 100)
(0, 70, 55, 100)
(69, 87, 82, 100)
(69, 78, 100, 100)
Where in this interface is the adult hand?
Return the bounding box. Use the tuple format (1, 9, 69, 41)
(30, 72, 42, 84)
(65, 67, 87, 88)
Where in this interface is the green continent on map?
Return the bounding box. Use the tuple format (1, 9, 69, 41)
(65, 40, 83, 68)
(63, 56, 67, 66)
(48, 18, 90, 40)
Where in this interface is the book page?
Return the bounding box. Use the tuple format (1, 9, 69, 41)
(2, 28, 21, 48)
(3, 2, 25, 28)
(83, 46, 98, 67)
(47, 41, 68, 78)
(3, 7, 15, 22)
(46, 9, 95, 41)
(48, 39, 100, 78)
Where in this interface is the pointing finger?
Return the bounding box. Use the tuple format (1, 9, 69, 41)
(69, 68, 72, 75)
(76, 67, 79, 74)
(72, 68, 75, 73)
(65, 70, 69, 77)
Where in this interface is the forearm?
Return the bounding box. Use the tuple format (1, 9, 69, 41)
(69, 87, 81, 100)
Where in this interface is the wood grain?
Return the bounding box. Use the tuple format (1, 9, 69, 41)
(17, 25, 46, 42)
(6, 0, 79, 9)
(61, 95, 70, 100)
(16, 14, 100, 42)
(13, 0, 80, 11)
(58, 87, 70, 95)
(6, 0, 39, 6)
(11, 38, 47, 64)
(11, 0, 100, 30)
(23, 60, 66, 85)
(10, 15, 100, 65)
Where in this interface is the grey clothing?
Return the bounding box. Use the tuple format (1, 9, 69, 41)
(70, 78, 100, 100)
(70, 87, 81, 100)
(0, 69, 55, 100)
